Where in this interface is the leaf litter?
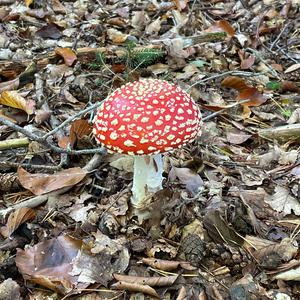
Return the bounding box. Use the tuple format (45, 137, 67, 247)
(0, 0, 299, 299)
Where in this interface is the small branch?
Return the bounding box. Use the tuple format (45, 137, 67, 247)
(0, 102, 106, 155)
(0, 138, 29, 150)
(202, 99, 251, 121)
(42, 102, 101, 139)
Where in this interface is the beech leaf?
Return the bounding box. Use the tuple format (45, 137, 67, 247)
(55, 48, 77, 66)
(17, 167, 87, 195)
(0, 91, 35, 114)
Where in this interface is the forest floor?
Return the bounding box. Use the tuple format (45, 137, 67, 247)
(0, 0, 300, 299)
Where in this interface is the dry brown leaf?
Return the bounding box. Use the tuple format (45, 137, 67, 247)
(113, 274, 178, 287)
(0, 77, 19, 93)
(226, 129, 252, 144)
(222, 76, 267, 107)
(221, 76, 250, 92)
(0, 207, 36, 238)
(69, 119, 92, 148)
(253, 238, 298, 269)
(240, 55, 256, 70)
(0, 91, 35, 114)
(141, 258, 195, 271)
(207, 20, 235, 37)
(111, 281, 160, 298)
(52, 0, 66, 14)
(36, 23, 62, 39)
(17, 167, 87, 195)
(15, 235, 85, 294)
(55, 48, 77, 66)
(169, 167, 203, 196)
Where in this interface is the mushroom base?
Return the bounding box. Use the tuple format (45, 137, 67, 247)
(131, 154, 163, 209)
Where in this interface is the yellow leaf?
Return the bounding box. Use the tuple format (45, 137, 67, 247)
(25, 0, 33, 7)
(0, 91, 35, 115)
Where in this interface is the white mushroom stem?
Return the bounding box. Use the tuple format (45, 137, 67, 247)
(131, 153, 163, 208)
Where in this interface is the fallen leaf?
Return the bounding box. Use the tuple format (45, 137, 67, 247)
(0, 207, 35, 238)
(17, 167, 87, 195)
(226, 129, 252, 144)
(111, 281, 160, 298)
(36, 23, 62, 39)
(107, 28, 128, 44)
(222, 76, 267, 107)
(141, 258, 195, 271)
(15, 235, 85, 294)
(0, 78, 19, 93)
(240, 54, 256, 69)
(207, 20, 235, 37)
(284, 63, 300, 74)
(55, 48, 77, 66)
(113, 274, 178, 287)
(69, 119, 92, 148)
(0, 91, 35, 114)
(169, 167, 203, 196)
(203, 210, 244, 247)
(265, 186, 300, 216)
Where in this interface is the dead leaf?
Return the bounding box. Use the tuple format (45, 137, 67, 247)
(207, 20, 235, 37)
(141, 258, 195, 271)
(113, 273, 178, 287)
(222, 76, 267, 107)
(17, 167, 87, 195)
(0, 78, 19, 93)
(169, 167, 203, 196)
(52, 0, 66, 14)
(226, 129, 252, 144)
(36, 23, 62, 39)
(265, 186, 300, 216)
(111, 281, 160, 298)
(55, 48, 77, 66)
(203, 210, 244, 247)
(0, 207, 35, 238)
(15, 235, 85, 294)
(0, 91, 35, 114)
(253, 238, 298, 269)
(107, 28, 128, 44)
(284, 63, 300, 74)
(69, 119, 92, 148)
(240, 54, 256, 70)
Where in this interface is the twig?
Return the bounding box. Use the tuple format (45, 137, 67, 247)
(0, 138, 29, 150)
(245, 48, 280, 78)
(0, 161, 63, 171)
(270, 23, 289, 50)
(0, 113, 106, 155)
(202, 99, 251, 121)
(187, 70, 263, 91)
(42, 102, 101, 139)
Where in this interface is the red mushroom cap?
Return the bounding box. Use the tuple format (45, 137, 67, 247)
(93, 79, 202, 155)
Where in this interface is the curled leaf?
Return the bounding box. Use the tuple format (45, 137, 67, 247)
(0, 91, 35, 114)
(0, 207, 36, 238)
(55, 48, 77, 66)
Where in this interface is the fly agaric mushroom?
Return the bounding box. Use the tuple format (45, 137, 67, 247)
(93, 79, 202, 209)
